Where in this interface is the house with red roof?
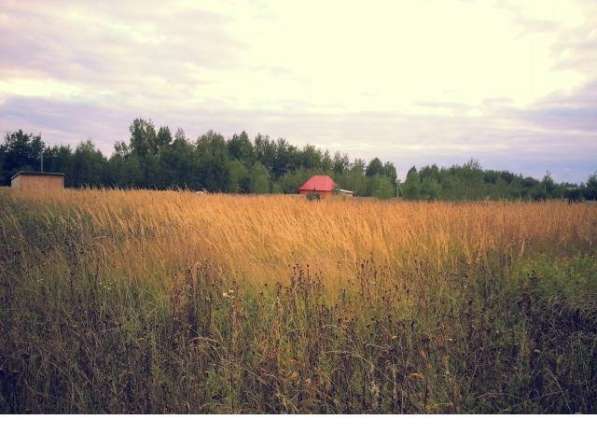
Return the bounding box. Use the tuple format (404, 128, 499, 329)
(298, 175, 353, 199)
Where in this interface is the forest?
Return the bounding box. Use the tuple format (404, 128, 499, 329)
(1, 119, 596, 200)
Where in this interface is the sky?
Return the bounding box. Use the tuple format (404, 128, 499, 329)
(1, 0, 596, 182)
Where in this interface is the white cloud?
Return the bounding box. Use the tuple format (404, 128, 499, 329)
(0, 0, 595, 181)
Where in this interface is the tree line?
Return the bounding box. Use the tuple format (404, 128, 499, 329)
(401, 161, 597, 201)
(1, 119, 595, 200)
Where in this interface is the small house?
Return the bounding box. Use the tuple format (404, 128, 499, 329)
(298, 175, 353, 199)
(298, 175, 336, 199)
(11, 171, 65, 192)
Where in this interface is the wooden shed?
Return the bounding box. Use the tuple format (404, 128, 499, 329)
(11, 171, 65, 192)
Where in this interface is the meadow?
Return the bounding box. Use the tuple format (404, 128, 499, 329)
(0, 189, 596, 413)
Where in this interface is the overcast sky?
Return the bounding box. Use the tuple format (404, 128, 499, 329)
(1, 0, 596, 182)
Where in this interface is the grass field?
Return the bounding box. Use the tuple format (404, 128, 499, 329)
(0, 189, 596, 413)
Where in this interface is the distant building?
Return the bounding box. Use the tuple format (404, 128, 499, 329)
(11, 171, 65, 192)
(298, 175, 336, 199)
(298, 175, 353, 199)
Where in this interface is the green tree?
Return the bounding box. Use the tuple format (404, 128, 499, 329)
(585, 173, 597, 200)
(278, 169, 314, 194)
(383, 161, 397, 183)
(369, 175, 395, 199)
(366, 157, 384, 177)
(196, 131, 230, 191)
(228, 160, 250, 193)
(333, 152, 350, 174)
(43, 145, 73, 175)
(301, 145, 322, 170)
(321, 150, 333, 172)
(70, 140, 108, 187)
(341, 159, 368, 196)
(228, 131, 255, 163)
(116, 153, 144, 187)
(401, 167, 420, 199)
(0, 130, 45, 183)
(129, 118, 158, 157)
(156, 126, 172, 149)
(254, 134, 276, 172)
(420, 177, 441, 200)
(250, 162, 270, 193)
(541, 172, 557, 198)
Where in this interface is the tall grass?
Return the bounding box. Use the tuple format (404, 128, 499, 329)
(0, 189, 595, 413)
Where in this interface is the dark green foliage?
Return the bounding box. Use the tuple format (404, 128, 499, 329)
(564, 187, 584, 203)
(69, 141, 108, 188)
(399, 159, 593, 201)
(0, 123, 398, 196)
(0, 130, 45, 183)
(2, 126, 594, 199)
(365, 157, 384, 177)
(585, 173, 597, 200)
(368, 175, 395, 199)
(249, 162, 270, 194)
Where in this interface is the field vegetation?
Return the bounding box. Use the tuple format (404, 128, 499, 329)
(0, 189, 596, 413)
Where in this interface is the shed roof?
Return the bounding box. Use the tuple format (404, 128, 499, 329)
(298, 175, 336, 192)
(11, 171, 65, 181)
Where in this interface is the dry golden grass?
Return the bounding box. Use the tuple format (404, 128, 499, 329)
(6, 188, 595, 291)
(1, 188, 596, 413)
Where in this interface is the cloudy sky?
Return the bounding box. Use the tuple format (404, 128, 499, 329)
(1, 0, 596, 181)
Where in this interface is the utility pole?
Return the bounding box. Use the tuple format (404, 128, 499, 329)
(41, 151, 44, 172)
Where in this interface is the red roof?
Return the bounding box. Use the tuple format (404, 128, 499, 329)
(298, 175, 336, 193)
